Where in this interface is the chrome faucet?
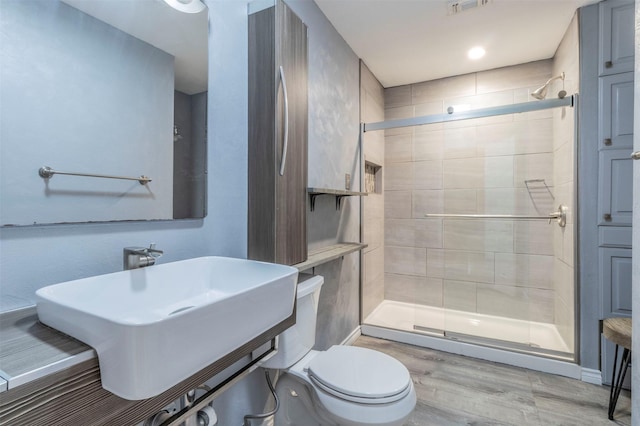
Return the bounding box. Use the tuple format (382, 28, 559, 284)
(123, 243, 163, 270)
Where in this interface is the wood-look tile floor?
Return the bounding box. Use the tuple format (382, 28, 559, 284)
(354, 336, 631, 426)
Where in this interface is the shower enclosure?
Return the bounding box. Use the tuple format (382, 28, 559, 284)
(361, 67, 578, 364)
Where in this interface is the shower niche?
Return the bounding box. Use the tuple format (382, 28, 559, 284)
(364, 161, 382, 194)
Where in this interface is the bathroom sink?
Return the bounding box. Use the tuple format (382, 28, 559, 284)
(35, 256, 298, 400)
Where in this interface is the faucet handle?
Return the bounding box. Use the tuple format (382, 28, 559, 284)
(147, 243, 163, 256)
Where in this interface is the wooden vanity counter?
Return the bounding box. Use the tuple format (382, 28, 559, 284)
(0, 306, 294, 425)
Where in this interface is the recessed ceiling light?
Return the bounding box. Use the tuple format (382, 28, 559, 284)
(467, 46, 486, 60)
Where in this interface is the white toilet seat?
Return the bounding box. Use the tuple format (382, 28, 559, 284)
(306, 345, 412, 404)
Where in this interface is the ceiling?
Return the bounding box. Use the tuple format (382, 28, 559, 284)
(315, 0, 600, 88)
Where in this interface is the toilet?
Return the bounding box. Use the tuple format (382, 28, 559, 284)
(261, 275, 416, 426)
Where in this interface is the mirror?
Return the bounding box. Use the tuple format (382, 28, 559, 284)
(0, 0, 208, 226)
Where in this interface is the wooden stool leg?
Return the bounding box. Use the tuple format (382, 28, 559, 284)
(608, 345, 631, 420)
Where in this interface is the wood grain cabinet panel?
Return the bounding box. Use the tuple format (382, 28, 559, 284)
(248, 0, 308, 265)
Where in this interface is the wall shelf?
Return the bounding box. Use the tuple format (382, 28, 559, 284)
(308, 187, 368, 211)
(294, 243, 367, 271)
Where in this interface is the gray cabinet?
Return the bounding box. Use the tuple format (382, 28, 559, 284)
(599, 0, 635, 75)
(593, 0, 634, 386)
(248, 0, 308, 265)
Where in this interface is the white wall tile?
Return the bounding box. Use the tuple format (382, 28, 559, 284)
(477, 188, 553, 215)
(477, 284, 528, 321)
(476, 119, 553, 157)
(443, 158, 482, 189)
(385, 246, 427, 276)
(443, 126, 477, 159)
(386, 162, 413, 190)
(514, 221, 554, 255)
(384, 85, 412, 108)
(385, 218, 443, 248)
(444, 189, 477, 214)
(413, 129, 444, 161)
(412, 73, 476, 104)
(495, 253, 554, 289)
(385, 273, 443, 307)
(443, 280, 477, 312)
(385, 190, 412, 219)
(427, 248, 445, 279)
(485, 156, 515, 188)
(413, 160, 443, 190)
(412, 189, 444, 217)
(444, 250, 495, 284)
(476, 60, 552, 94)
(385, 105, 414, 121)
(443, 219, 514, 252)
(385, 133, 412, 163)
(514, 153, 554, 188)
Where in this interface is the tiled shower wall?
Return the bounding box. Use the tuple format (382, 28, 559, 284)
(552, 14, 578, 351)
(383, 60, 566, 325)
(361, 62, 385, 319)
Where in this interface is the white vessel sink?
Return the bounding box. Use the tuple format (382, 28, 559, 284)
(35, 256, 298, 400)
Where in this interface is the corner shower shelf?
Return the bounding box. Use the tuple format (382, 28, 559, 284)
(308, 188, 368, 211)
(294, 243, 367, 272)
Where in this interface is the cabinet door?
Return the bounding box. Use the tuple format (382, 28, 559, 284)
(275, 1, 308, 265)
(600, 247, 632, 317)
(599, 72, 634, 150)
(598, 149, 633, 226)
(248, 5, 277, 263)
(599, 0, 635, 75)
(599, 247, 632, 386)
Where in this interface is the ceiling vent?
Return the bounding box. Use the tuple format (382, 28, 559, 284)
(447, 0, 491, 15)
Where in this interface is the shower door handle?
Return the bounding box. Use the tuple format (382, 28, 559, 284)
(279, 65, 289, 176)
(631, 151, 640, 160)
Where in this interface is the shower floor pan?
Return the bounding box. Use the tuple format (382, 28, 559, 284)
(364, 300, 572, 358)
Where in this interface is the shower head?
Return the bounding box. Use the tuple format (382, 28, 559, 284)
(531, 72, 565, 100)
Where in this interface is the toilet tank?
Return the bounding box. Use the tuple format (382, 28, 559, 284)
(261, 275, 324, 369)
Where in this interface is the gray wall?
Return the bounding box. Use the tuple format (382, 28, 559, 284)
(287, 0, 362, 350)
(0, 0, 174, 225)
(0, 0, 249, 311)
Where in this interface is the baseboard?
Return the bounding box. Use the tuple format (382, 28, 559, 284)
(341, 326, 362, 346)
(581, 368, 602, 385)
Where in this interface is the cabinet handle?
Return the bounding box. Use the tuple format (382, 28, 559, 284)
(279, 66, 289, 176)
(603, 138, 612, 146)
(605, 61, 613, 68)
(631, 151, 640, 160)
(603, 213, 612, 221)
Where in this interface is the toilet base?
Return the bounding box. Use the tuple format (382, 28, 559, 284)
(272, 372, 416, 426)
(274, 374, 333, 426)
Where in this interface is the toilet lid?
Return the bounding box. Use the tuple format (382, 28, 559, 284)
(307, 346, 411, 404)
